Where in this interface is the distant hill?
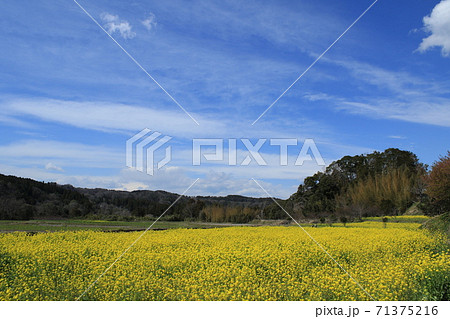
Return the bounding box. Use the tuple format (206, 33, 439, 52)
(0, 173, 273, 221)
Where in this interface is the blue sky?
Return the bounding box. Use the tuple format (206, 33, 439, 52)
(0, 0, 449, 198)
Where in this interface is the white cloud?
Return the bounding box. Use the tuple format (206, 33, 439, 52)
(45, 162, 64, 172)
(418, 0, 450, 56)
(310, 58, 450, 127)
(0, 114, 35, 128)
(1, 98, 225, 137)
(330, 58, 436, 96)
(0, 140, 122, 168)
(119, 181, 151, 191)
(141, 13, 157, 31)
(339, 100, 450, 127)
(304, 89, 450, 128)
(101, 12, 136, 39)
(149, 0, 342, 54)
(303, 93, 334, 102)
(0, 97, 339, 141)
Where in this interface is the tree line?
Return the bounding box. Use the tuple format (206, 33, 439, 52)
(0, 174, 270, 221)
(267, 148, 449, 222)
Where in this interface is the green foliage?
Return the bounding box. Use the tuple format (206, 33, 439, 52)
(0, 174, 270, 222)
(339, 216, 348, 226)
(0, 174, 92, 220)
(289, 148, 425, 218)
(199, 205, 258, 223)
(421, 212, 450, 242)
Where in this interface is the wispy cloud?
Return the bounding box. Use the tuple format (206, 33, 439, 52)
(1, 98, 215, 137)
(0, 140, 122, 168)
(418, 0, 450, 57)
(307, 58, 450, 127)
(45, 162, 64, 172)
(141, 13, 157, 31)
(101, 12, 136, 39)
(148, 0, 343, 53)
(0, 97, 338, 141)
(338, 100, 450, 127)
(330, 58, 443, 96)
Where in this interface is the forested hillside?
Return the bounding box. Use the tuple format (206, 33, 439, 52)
(0, 174, 271, 221)
(267, 148, 429, 221)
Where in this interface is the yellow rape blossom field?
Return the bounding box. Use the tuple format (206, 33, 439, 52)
(0, 224, 449, 301)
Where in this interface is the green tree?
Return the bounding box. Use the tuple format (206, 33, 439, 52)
(291, 148, 424, 218)
(340, 216, 348, 227)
